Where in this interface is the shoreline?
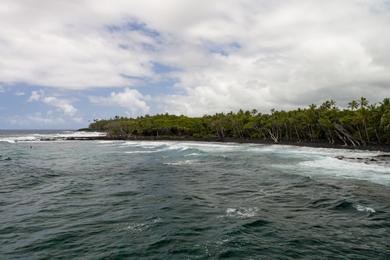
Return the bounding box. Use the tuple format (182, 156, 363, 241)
(64, 135, 390, 153)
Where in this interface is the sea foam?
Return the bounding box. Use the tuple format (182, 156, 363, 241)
(0, 131, 106, 143)
(298, 157, 390, 185)
(224, 207, 259, 219)
(164, 160, 199, 166)
(300, 157, 390, 173)
(354, 204, 376, 213)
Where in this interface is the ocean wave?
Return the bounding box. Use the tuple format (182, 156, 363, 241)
(164, 160, 199, 166)
(298, 157, 390, 185)
(300, 157, 390, 173)
(119, 141, 242, 153)
(0, 136, 38, 143)
(177, 142, 240, 153)
(0, 131, 106, 143)
(97, 140, 117, 144)
(247, 144, 383, 159)
(124, 218, 162, 233)
(223, 207, 259, 219)
(120, 141, 171, 148)
(185, 153, 203, 157)
(125, 150, 161, 154)
(354, 204, 376, 213)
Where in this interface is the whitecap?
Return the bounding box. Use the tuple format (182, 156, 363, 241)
(0, 131, 106, 143)
(97, 140, 116, 144)
(124, 217, 162, 232)
(164, 160, 199, 166)
(125, 222, 149, 233)
(247, 144, 384, 160)
(120, 141, 243, 153)
(298, 157, 390, 185)
(120, 141, 170, 148)
(52, 131, 106, 139)
(224, 207, 258, 219)
(0, 136, 38, 143)
(185, 153, 202, 157)
(178, 142, 239, 153)
(354, 204, 376, 213)
(300, 157, 390, 173)
(124, 150, 159, 154)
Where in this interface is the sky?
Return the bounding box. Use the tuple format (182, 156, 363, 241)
(0, 0, 390, 129)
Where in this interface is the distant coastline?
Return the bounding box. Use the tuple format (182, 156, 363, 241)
(80, 97, 390, 152)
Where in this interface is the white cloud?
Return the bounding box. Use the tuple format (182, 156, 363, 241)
(27, 115, 66, 125)
(14, 91, 25, 96)
(0, 1, 157, 89)
(89, 88, 150, 115)
(1, 0, 390, 115)
(28, 90, 42, 102)
(28, 90, 78, 117)
(153, 0, 390, 114)
(6, 113, 65, 126)
(6, 111, 83, 127)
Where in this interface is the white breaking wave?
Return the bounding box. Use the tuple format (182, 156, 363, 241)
(124, 218, 162, 233)
(123, 141, 385, 159)
(164, 160, 199, 166)
(354, 204, 376, 213)
(300, 157, 390, 173)
(80, 139, 390, 186)
(116, 141, 390, 185)
(298, 157, 390, 185)
(0, 136, 38, 143)
(97, 140, 117, 144)
(120, 141, 171, 148)
(52, 131, 106, 138)
(125, 150, 161, 154)
(119, 141, 241, 153)
(224, 207, 258, 219)
(185, 153, 203, 157)
(0, 131, 106, 143)
(247, 144, 383, 159)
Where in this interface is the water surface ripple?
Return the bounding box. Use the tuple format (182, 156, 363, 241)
(1, 137, 390, 259)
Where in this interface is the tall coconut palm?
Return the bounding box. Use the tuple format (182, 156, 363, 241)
(359, 97, 369, 110)
(348, 100, 358, 111)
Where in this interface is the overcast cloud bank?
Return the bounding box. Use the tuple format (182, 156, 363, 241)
(0, 0, 389, 127)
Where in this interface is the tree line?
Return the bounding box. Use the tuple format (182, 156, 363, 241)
(87, 97, 390, 146)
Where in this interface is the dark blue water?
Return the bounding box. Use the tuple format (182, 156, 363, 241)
(1, 132, 390, 259)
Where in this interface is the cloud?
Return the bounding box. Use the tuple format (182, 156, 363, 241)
(14, 91, 25, 96)
(1, 0, 390, 116)
(28, 90, 77, 116)
(89, 88, 150, 115)
(0, 1, 158, 89)
(153, 0, 390, 114)
(6, 113, 65, 126)
(26, 115, 65, 125)
(5, 110, 83, 129)
(28, 90, 42, 102)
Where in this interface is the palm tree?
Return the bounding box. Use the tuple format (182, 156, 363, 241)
(348, 100, 358, 111)
(380, 98, 390, 109)
(356, 97, 370, 143)
(320, 100, 336, 110)
(329, 99, 336, 109)
(359, 97, 369, 110)
(251, 109, 258, 116)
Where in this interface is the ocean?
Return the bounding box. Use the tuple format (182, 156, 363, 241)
(0, 130, 389, 259)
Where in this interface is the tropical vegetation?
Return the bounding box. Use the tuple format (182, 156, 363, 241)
(87, 97, 390, 146)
